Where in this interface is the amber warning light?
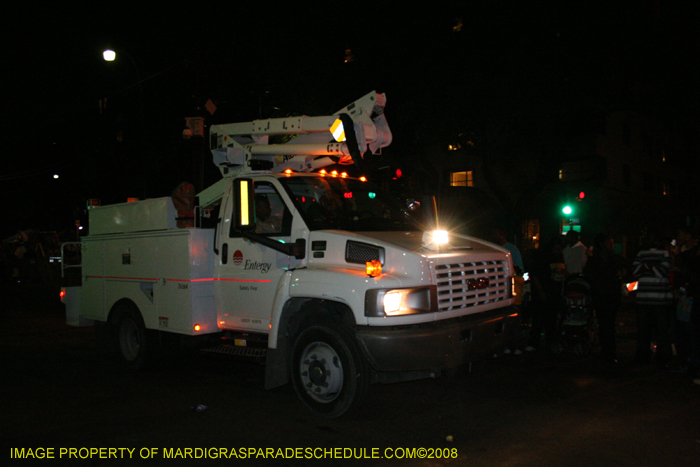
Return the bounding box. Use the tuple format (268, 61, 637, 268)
(366, 260, 382, 277)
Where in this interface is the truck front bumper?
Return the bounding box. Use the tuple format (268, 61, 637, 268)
(356, 307, 519, 375)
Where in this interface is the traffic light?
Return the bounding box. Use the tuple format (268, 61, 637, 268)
(562, 189, 586, 215)
(561, 199, 581, 235)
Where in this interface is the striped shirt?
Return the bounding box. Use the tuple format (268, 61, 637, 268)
(632, 248, 673, 305)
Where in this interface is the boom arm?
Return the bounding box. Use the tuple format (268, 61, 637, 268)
(208, 91, 391, 176)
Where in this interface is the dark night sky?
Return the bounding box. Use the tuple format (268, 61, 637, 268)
(2, 1, 698, 238)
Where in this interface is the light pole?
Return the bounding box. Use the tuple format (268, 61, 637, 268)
(102, 48, 146, 199)
(102, 49, 143, 87)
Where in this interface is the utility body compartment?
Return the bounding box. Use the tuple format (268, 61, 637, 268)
(80, 225, 218, 336)
(89, 197, 178, 235)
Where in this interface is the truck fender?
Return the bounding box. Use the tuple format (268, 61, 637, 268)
(264, 271, 295, 390)
(264, 291, 357, 390)
(268, 270, 294, 350)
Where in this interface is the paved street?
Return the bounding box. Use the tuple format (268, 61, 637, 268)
(2, 285, 699, 466)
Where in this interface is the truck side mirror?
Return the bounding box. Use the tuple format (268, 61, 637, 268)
(234, 178, 256, 231)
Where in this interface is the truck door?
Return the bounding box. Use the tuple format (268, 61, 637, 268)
(215, 180, 295, 333)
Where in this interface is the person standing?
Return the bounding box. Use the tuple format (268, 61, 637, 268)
(633, 232, 674, 367)
(526, 236, 566, 351)
(492, 228, 525, 354)
(673, 227, 700, 381)
(677, 227, 697, 253)
(563, 230, 588, 275)
(584, 233, 623, 363)
(492, 228, 524, 273)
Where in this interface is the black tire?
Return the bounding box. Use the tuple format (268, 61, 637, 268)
(113, 308, 152, 371)
(291, 324, 370, 418)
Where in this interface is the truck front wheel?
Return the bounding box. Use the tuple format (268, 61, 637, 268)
(291, 324, 370, 418)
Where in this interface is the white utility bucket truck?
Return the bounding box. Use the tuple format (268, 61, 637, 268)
(63, 91, 519, 417)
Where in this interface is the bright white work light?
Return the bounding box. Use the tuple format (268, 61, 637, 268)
(433, 230, 449, 245)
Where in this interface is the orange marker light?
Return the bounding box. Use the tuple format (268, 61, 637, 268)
(366, 260, 382, 277)
(194, 324, 201, 332)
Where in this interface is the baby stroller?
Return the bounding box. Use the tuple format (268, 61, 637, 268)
(551, 275, 598, 356)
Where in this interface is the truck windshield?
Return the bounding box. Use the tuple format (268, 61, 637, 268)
(282, 176, 421, 232)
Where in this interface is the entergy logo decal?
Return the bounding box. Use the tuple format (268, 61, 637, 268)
(233, 250, 243, 266)
(232, 250, 271, 274)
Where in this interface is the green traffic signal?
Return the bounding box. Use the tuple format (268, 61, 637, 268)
(562, 205, 573, 215)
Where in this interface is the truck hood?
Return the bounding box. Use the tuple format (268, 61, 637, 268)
(304, 229, 515, 316)
(307, 230, 513, 285)
(355, 231, 508, 257)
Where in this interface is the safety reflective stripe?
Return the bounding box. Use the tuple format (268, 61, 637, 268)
(85, 276, 270, 283)
(330, 118, 346, 142)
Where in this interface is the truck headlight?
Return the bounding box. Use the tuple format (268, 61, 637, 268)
(383, 291, 402, 314)
(365, 286, 438, 317)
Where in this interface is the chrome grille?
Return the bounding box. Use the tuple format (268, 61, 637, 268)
(434, 258, 510, 311)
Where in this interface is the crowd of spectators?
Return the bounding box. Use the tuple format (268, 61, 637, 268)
(502, 226, 700, 386)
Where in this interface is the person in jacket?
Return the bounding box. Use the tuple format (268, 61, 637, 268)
(526, 236, 566, 351)
(633, 232, 674, 367)
(584, 233, 623, 363)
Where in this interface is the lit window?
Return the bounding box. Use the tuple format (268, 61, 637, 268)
(450, 171, 473, 187)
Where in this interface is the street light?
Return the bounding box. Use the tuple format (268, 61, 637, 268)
(103, 49, 116, 61)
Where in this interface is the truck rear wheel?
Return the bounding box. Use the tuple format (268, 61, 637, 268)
(113, 308, 152, 371)
(291, 324, 370, 418)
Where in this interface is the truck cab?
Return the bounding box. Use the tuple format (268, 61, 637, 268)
(212, 171, 518, 417)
